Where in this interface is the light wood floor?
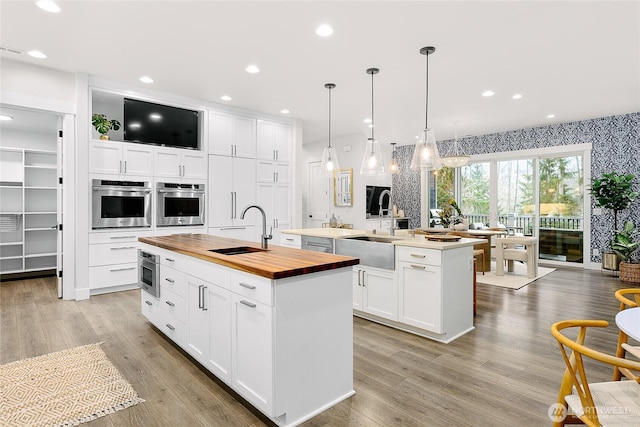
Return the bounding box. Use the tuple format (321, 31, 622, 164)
(0, 267, 629, 426)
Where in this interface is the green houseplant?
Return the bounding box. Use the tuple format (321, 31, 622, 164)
(612, 220, 640, 283)
(590, 172, 638, 270)
(91, 113, 121, 140)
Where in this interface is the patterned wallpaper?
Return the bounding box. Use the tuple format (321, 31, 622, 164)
(392, 112, 640, 262)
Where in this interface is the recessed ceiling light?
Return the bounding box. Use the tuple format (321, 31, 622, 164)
(245, 65, 260, 74)
(27, 50, 46, 59)
(363, 118, 372, 123)
(280, 109, 290, 114)
(220, 95, 232, 101)
(36, 0, 60, 13)
(316, 24, 333, 37)
(547, 114, 555, 119)
(0, 115, 13, 121)
(481, 90, 495, 97)
(139, 76, 153, 83)
(512, 93, 523, 99)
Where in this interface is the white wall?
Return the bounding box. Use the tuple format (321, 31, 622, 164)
(300, 133, 391, 230)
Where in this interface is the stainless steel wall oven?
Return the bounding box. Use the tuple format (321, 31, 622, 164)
(156, 182, 205, 227)
(91, 179, 152, 229)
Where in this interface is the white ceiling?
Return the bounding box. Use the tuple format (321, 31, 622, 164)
(1, 1, 639, 147)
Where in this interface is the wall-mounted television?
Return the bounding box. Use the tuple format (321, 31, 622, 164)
(366, 185, 391, 216)
(124, 98, 199, 149)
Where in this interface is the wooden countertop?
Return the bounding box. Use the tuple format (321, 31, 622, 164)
(139, 234, 359, 280)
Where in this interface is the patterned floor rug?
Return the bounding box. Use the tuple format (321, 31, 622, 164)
(1, 343, 144, 427)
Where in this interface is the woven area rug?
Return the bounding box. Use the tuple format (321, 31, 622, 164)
(0, 343, 144, 427)
(476, 262, 555, 290)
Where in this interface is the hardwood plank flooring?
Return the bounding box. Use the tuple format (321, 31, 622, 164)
(0, 267, 630, 426)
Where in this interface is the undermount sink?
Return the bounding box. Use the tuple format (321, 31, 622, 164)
(208, 246, 266, 256)
(343, 235, 402, 244)
(335, 235, 398, 270)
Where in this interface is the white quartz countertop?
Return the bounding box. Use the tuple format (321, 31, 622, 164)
(281, 228, 486, 249)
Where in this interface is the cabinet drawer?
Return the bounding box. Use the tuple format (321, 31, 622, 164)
(229, 271, 273, 306)
(279, 233, 301, 248)
(89, 243, 138, 266)
(160, 265, 186, 298)
(160, 287, 187, 323)
(89, 263, 138, 289)
(397, 246, 441, 266)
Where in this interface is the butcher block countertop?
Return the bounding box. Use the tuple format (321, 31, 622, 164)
(139, 234, 359, 280)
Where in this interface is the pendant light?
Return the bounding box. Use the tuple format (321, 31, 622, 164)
(319, 83, 339, 177)
(441, 121, 470, 168)
(360, 68, 385, 175)
(388, 142, 399, 174)
(410, 46, 442, 171)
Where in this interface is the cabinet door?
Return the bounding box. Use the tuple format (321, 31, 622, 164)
(209, 112, 233, 156)
(186, 278, 210, 363)
(352, 268, 364, 311)
(256, 120, 275, 160)
(274, 123, 291, 162)
(208, 155, 234, 227)
(231, 293, 274, 416)
(233, 157, 256, 227)
(363, 268, 398, 321)
(399, 261, 442, 333)
(182, 151, 207, 180)
(233, 116, 256, 159)
(90, 141, 121, 175)
(206, 284, 232, 383)
(155, 148, 181, 178)
(122, 145, 153, 176)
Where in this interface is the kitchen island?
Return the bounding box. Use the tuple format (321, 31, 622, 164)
(138, 234, 359, 427)
(281, 228, 485, 343)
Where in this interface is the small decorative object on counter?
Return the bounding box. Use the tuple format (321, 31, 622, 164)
(329, 214, 338, 228)
(92, 113, 121, 140)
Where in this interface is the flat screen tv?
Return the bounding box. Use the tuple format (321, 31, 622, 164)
(124, 98, 199, 149)
(366, 185, 391, 216)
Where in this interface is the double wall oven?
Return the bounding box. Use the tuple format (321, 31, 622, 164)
(92, 179, 152, 229)
(156, 182, 205, 227)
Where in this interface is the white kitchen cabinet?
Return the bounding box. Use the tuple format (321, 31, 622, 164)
(209, 112, 256, 158)
(154, 147, 207, 181)
(208, 155, 255, 228)
(231, 292, 274, 415)
(257, 120, 291, 162)
(352, 265, 398, 321)
(90, 140, 153, 177)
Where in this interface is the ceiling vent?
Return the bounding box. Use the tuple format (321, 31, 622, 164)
(0, 46, 23, 55)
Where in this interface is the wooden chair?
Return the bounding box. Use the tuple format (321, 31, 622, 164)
(551, 319, 640, 427)
(613, 289, 640, 381)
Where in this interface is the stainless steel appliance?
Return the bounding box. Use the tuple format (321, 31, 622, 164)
(138, 249, 160, 297)
(301, 235, 334, 253)
(92, 179, 152, 229)
(156, 182, 205, 227)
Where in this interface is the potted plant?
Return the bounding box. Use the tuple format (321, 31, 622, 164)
(590, 172, 638, 270)
(91, 113, 121, 140)
(612, 220, 640, 283)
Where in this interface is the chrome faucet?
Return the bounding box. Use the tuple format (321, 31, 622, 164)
(378, 189, 396, 236)
(240, 205, 272, 249)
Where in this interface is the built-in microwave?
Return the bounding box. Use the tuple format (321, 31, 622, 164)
(91, 179, 152, 229)
(156, 182, 205, 227)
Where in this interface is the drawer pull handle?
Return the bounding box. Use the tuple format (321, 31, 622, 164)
(111, 246, 135, 250)
(145, 300, 153, 306)
(165, 258, 175, 262)
(165, 278, 175, 283)
(410, 264, 426, 269)
(166, 324, 175, 331)
(239, 282, 256, 290)
(165, 301, 175, 307)
(410, 253, 426, 258)
(240, 300, 256, 308)
(110, 267, 135, 272)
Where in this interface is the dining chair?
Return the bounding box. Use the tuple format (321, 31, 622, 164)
(551, 319, 640, 427)
(613, 288, 640, 381)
